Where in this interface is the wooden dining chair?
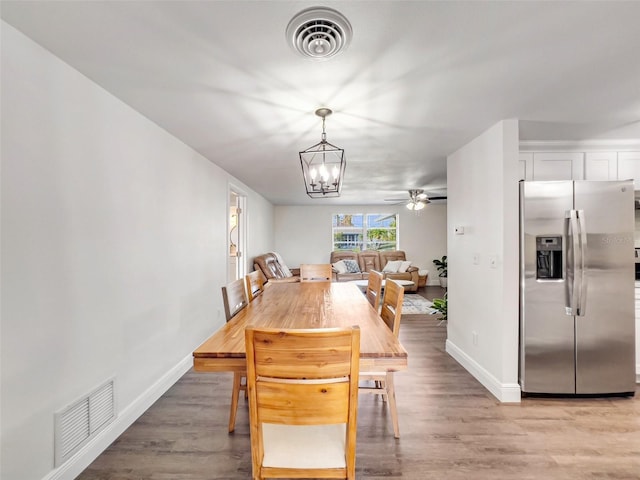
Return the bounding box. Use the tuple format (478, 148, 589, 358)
(359, 278, 404, 438)
(222, 277, 249, 321)
(221, 278, 249, 433)
(245, 326, 360, 480)
(365, 270, 384, 311)
(299, 263, 332, 282)
(245, 270, 266, 302)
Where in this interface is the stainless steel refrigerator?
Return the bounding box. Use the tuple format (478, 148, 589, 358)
(519, 180, 636, 395)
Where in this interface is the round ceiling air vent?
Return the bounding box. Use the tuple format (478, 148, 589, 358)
(286, 7, 352, 59)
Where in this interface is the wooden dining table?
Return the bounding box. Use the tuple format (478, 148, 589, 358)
(193, 281, 408, 374)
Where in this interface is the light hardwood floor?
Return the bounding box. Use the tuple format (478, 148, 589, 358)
(77, 287, 640, 479)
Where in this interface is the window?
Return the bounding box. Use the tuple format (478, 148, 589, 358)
(332, 214, 397, 251)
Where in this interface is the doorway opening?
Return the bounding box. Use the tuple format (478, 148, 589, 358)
(228, 188, 247, 283)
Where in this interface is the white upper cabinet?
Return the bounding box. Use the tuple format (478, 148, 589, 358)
(617, 152, 640, 189)
(584, 152, 618, 180)
(521, 144, 640, 183)
(519, 152, 533, 181)
(532, 152, 584, 180)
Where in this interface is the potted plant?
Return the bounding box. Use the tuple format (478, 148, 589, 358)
(433, 255, 447, 288)
(432, 292, 447, 320)
(432, 292, 447, 323)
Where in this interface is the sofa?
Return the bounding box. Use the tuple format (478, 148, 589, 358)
(330, 250, 426, 292)
(253, 252, 300, 283)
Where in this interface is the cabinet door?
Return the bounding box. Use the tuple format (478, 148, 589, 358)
(519, 152, 533, 181)
(618, 152, 640, 189)
(533, 152, 584, 180)
(585, 152, 617, 180)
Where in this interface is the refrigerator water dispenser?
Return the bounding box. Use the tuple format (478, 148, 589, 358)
(536, 236, 562, 279)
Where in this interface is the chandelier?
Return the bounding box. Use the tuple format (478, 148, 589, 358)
(299, 108, 346, 198)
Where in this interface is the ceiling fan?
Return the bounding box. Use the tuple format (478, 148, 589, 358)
(384, 189, 447, 210)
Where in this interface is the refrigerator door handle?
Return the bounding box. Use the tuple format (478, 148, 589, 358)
(566, 209, 580, 315)
(576, 210, 587, 316)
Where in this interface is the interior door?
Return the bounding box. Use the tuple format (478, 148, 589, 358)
(228, 188, 247, 284)
(228, 192, 239, 283)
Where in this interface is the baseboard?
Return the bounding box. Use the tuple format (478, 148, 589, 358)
(41, 354, 193, 480)
(446, 339, 521, 403)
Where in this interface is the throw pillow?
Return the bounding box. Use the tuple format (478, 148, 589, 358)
(332, 260, 348, 274)
(343, 259, 361, 273)
(398, 260, 412, 273)
(382, 260, 403, 273)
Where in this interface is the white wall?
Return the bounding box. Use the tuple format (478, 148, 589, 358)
(245, 191, 275, 274)
(445, 119, 521, 402)
(274, 204, 447, 283)
(0, 22, 274, 480)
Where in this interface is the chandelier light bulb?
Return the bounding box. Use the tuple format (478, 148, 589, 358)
(319, 164, 329, 182)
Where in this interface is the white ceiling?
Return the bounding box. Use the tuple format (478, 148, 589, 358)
(2, 0, 640, 206)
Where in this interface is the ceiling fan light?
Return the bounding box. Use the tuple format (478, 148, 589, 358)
(406, 201, 425, 211)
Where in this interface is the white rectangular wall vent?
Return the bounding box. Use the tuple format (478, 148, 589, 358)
(54, 378, 116, 467)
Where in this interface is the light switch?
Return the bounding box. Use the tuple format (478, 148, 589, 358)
(454, 226, 464, 235)
(473, 253, 480, 265)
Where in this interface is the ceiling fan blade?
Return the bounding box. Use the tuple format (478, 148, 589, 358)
(384, 188, 447, 205)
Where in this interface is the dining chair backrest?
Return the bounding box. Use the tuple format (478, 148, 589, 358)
(299, 263, 332, 282)
(221, 278, 249, 321)
(245, 270, 266, 302)
(245, 326, 360, 480)
(365, 270, 384, 311)
(380, 279, 404, 337)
